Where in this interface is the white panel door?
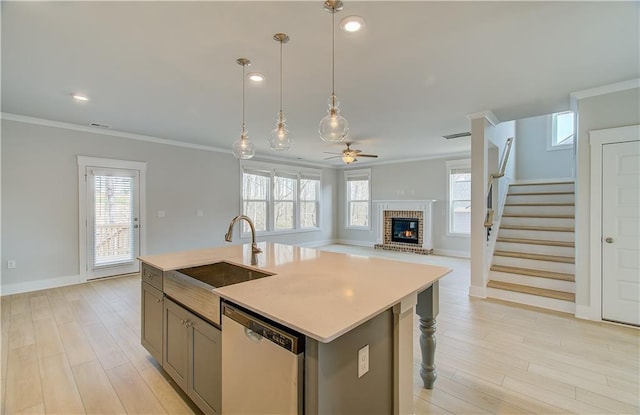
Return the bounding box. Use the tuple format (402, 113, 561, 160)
(87, 167, 141, 279)
(602, 140, 640, 326)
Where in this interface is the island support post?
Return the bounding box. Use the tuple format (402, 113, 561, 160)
(416, 281, 439, 389)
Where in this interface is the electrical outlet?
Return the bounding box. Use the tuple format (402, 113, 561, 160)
(7, 260, 16, 269)
(157, 210, 165, 218)
(197, 209, 203, 217)
(358, 344, 369, 378)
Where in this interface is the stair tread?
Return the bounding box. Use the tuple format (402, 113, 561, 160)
(490, 265, 575, 281)
(504, 203, 575, 206)
(502, 213, 574, 218)
(510, 181, 574, 186)
(500, 225, 574, 232)
(487, 281, 575, 302)
(507, 191, 574, 196)
(496, 237, 575, 247)
(494, 250, 575, 263)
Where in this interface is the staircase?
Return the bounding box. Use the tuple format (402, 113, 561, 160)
(487, 180, 576, 313)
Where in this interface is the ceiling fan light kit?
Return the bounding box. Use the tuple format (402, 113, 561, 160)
(231, 58, 256, 160)
(268, 33, 294, 152)
(318, 0, 350, 143)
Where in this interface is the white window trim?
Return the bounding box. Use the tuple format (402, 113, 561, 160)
(344, 168, 371, 230)
(240, 160, 322, 237)
(445, 159, 471, 238)
(547, 111, 575, 151)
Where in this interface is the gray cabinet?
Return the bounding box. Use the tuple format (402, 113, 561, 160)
(141, 281, 163, 362)
(163, 297, 221, 415)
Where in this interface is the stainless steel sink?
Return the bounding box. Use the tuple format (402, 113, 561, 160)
(164, 262, 273, 326)
(176, 261, 273, 288)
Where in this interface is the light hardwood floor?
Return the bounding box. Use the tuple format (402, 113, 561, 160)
(1, 245, 638, 414)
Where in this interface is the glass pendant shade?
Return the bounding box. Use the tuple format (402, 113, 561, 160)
(319, 94, 349, 142)
(232, 57, 255, 160)
(319, 1, 350, 143)
(232, 130, 255, 159)
(269, 33, 293, 151)
(268, 111, 293, 151)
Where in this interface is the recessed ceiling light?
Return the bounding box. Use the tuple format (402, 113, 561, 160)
(248, 72, 265, 82)
(340, 15, 365, 32)
(71, 93, 89, 102)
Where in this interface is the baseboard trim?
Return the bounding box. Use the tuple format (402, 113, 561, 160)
(334, 239, 374, 248)
(1, 274, 84, 296)
(469, 284, 487, 298)
(575, 304, 600, 321)
(433, 249, 470, 259)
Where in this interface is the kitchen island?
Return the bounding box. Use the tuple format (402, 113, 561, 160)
(138, 242, 450, 414)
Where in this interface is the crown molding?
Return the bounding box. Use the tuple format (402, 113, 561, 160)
(466, 110, 499, 126)
(570, 78, 639, 101)
(1, 112, 230, 153)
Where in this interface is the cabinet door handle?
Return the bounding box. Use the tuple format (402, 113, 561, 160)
(156, 298, 162, 303)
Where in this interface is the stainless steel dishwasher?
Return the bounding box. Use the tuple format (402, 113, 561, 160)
(221, 302, 304, 415)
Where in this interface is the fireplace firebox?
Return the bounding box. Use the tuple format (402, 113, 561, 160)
(391, 218, 419, 244)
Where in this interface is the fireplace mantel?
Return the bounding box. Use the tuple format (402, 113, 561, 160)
(375, 200, 436, 254)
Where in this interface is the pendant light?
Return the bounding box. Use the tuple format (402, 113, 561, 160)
(232, 58, 256, 160)
(268, 33, 293, 151)
(318, 0, 350, 143)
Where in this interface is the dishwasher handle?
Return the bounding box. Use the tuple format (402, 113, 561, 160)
(244, 328, 263, 343)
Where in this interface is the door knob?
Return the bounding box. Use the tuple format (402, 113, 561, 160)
(605, 237, 614, 244)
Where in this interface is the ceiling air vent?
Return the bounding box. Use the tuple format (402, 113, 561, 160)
(442, 132, 471, 139)
(89, 122, 111, 129)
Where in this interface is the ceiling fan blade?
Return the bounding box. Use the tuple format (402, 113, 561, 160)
(324, 155, 341, 160)
(323, 151, 341, 155)
(358, 154, 378, 158)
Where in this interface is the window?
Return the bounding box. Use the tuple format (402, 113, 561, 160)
(345, 169, 371, 229)
(446, 159, 471, 236)
(548, 111, 575, 150)
(241, 161, 321, 234)
(300, 175, 320, 228)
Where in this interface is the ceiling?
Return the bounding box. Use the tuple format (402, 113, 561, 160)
(2, 1, 638, 166)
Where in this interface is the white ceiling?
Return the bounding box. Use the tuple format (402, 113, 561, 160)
(2, 1, 638, 166)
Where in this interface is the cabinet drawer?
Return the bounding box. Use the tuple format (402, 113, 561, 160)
(142, 263, 163, 290)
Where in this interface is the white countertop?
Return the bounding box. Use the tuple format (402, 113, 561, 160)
(138, 242, 450, 343)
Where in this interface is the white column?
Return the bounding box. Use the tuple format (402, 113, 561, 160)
(467, 111, 497, 298)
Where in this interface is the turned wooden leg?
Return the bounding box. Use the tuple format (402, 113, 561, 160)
(416, 282, 439, 389)
(419, 316, 437, 389)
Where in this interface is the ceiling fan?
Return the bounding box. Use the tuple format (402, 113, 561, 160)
(324, 142, 379, 164)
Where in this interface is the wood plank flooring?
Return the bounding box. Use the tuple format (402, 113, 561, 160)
(1, 246, 638, 414)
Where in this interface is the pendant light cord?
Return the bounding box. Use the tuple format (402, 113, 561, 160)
(242, 61, 246, 133)
(331, 6, 335, 97)
(280, 38, 283, 113)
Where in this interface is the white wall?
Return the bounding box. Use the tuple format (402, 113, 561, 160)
(337, 156, 471, 257)
(573, 86, 640, 318)
(1, 119, 336, 293)
(515, 114, 573, 180)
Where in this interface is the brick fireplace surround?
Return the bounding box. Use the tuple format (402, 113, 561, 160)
(374, 201, 435, 255)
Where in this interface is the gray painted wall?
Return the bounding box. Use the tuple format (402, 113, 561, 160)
(337, 157, 471, 257)
(574, 87, 640, 309)
(1, 120, 336, 291)
(515, 114, 573, 180)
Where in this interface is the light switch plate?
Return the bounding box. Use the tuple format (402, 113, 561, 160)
(358, 344, 369, 378)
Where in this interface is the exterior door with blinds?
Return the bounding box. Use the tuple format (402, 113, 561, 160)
(87, 167, 141, 279)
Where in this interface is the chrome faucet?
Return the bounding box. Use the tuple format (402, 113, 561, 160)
(224, 215, 262, 254)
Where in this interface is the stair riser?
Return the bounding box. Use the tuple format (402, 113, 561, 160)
(489, 271, 576, 292)
(506, 194, 574, 204)
(509, 183, 575, 194)
(495, 242, 575, 257)
(492, 256, 575, 274)
(498, 228, 575, 242)
(486, 288, 576, 314)
(501, 216, 575, 228)
(503, 205, 575, 215)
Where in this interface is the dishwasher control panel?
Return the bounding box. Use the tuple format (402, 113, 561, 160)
(222, 302, 304, 354)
